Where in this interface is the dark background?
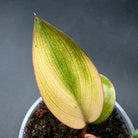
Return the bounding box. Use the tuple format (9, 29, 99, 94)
(0, 0, 138, 137)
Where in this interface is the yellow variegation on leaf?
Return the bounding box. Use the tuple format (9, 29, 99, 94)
(32, 14, 104, 129)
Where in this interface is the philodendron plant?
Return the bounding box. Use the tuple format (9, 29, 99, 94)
(32, 14, 136, 138)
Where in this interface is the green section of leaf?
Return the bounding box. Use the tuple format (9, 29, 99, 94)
(33, 15, 104, 129)
(94, 74, 116, 124)
(132, 129, 138, 138)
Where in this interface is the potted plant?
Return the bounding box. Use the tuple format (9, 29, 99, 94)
(19, 14, 136, 138)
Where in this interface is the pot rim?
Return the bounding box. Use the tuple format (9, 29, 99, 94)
(18, 97, 135, 138)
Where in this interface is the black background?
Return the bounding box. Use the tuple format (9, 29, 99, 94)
(0, 0, 138, 137)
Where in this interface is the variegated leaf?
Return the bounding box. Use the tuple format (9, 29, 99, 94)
(33, 15, 104, 129)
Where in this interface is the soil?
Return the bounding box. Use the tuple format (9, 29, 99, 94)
(24, 102, 130, 138)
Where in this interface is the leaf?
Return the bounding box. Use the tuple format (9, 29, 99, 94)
(132, 129, 138, 138)
(84, 134, 101, 138)
(33, 15, 104, 129)
(94, 74, 116, 124)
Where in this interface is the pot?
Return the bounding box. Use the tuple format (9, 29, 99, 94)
(19, 97, 135, 138)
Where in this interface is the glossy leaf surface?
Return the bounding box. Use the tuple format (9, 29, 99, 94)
(94, 74, 116, 124)
(33, 15, 104, 129)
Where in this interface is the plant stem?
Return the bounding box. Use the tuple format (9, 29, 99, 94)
(81, 125, 102, 138)
(81, 125, 88, 138)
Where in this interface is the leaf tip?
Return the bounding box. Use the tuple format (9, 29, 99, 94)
(33, 12, 40, 20)
(33, 12, 41, 25)
(33, 12, 37, 16)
